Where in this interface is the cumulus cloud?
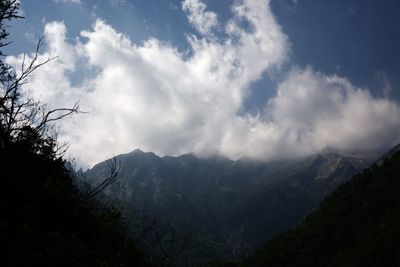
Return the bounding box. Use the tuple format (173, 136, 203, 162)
(265, 68, 400, 157)
(182, 0, 219, 36)
(7, 0, 400, 166)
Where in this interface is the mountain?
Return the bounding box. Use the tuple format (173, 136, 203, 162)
(85, 149, 373, 265)
(241, 146, 400, 267)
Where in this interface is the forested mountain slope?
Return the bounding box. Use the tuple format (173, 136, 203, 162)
(241, 145, 400, 267)
(86, 149, 372, 264)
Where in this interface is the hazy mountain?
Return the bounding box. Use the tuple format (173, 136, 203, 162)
(241, 145, 400, 267)
(85, 149, 374, 264)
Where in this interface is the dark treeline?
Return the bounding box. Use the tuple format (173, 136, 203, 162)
(0, 1, 144, 266)
(238, 146, 400, 267)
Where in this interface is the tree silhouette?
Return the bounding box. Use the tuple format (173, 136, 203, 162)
(0, 2, 145, 265)
(0, 0, 79, 154)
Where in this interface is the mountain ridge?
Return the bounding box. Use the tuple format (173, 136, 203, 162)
(84, 148, 375, 265)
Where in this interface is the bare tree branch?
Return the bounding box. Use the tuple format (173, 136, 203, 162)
(78, 157, 120, 205)
(0, 27, 80, 155)
(155, 222, 192, 267)
(133, 208, 160, 243)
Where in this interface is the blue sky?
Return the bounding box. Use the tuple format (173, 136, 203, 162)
(11, 0, 400, 99)
(6, 0, 400, 166)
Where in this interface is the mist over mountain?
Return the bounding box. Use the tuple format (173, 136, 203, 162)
(85, 149, 374, 264)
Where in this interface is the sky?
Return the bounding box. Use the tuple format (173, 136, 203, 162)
(5, 0, 400, 167)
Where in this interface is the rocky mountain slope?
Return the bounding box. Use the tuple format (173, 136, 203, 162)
(85, 149, 373, 264)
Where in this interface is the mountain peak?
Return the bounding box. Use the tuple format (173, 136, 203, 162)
(129, 148, 145, 154)
(123, 149, 159, 160)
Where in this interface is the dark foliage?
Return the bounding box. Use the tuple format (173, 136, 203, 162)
(0, 1, 144, 266)
(241, 147, 400, 267)
(0, 132, 144, 266)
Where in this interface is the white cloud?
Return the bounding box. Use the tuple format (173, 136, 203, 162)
(182, 0, 219, 36)
(265, 68, 400, 157)
(375, 71, 393, 98)
(7, 0, 400, 167)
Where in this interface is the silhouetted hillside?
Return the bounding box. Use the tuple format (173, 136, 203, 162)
(241, 145, 400, 267)
(0, 137, 144, 266)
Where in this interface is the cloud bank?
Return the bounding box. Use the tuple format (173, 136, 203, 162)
(7, 0, 400, 166)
